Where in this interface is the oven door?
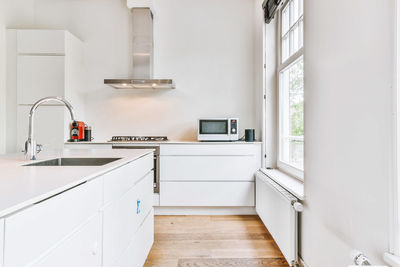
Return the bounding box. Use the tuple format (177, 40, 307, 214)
(198, 119, 230, 141)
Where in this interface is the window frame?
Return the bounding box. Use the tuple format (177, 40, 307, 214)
(277, 0, 304, 180)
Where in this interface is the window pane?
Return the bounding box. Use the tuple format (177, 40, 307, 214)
(289, 0, 294, 26)
(280, 59, 304, 170)
(289, 30, 294, 56)
(299, 19, 303, 48)
(282, 5, 290, 36)
(292, 0, 299, 25)
(282, 35, 289, 62)
(299, 0, 303, 17)
(293, 24, 299, 53)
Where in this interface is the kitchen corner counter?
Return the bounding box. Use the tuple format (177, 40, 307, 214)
(0, 149, 154, 218)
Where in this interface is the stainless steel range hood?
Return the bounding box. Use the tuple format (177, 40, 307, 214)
(104, 7, 175, 89)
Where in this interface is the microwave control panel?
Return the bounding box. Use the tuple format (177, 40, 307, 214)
(230, 119, 238, 134)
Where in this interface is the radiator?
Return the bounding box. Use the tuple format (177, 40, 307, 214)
(255, 171, 303, 266)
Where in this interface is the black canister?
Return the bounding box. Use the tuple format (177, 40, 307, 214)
(245, 129, 255, 142)
(84, 126, 93, 141)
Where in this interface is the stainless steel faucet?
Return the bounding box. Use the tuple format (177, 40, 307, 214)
(24, 96, 76, 160)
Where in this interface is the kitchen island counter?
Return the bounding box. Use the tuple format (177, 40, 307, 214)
(0, 149, 154, 217)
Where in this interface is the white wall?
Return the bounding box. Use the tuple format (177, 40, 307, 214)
(3, 0, 257, 144)
(0, 0, 6, 154)
(302, 0, 395, 266)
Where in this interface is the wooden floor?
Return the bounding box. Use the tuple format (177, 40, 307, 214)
(144, 215, 289, 267)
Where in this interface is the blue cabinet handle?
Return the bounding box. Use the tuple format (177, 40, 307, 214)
(136, 199, 141, 214)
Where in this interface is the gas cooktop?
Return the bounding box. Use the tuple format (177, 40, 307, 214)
(110, 136, 168, 142)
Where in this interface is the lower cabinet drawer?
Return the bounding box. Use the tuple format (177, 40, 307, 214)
(32, 214, 102, 267)
(116, 209, 154, 267)
(103, 172, 153, 267)
(103, 153, 153, 205)
(4, 178, 102, 267)
(160, 181, 255, 206)
(160, 155, 259, 181)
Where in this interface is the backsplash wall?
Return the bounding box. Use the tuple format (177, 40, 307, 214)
(4, 0, 258, 143)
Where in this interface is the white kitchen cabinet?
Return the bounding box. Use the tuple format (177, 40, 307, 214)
(32, 214, 102, 267)
(17, 30, 66, 54)
(7, 29, 85, 152)
(160, 144, 261, 156)
(3, 178, 102, 267)
(160, 155, 259, 181)
(17, 56, 65, 104)
(103, 153, 153, 205)
(116, 209, 154, 267)
(1, 152, 155, 267)
(160, 181, 255, 206)
(103, 172, 154, 267)
(0, 219, 4, 267)
(159, 143, 261, 207)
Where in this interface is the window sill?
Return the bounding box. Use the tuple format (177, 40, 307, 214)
(259, 168, 305, 200)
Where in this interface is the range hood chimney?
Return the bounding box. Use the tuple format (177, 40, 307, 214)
(104, 1, 175, 89)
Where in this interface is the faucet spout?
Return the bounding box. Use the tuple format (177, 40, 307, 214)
(25, 96, 76, 160)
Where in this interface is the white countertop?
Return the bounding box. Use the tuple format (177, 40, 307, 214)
(0, 149, 154, 218)
(65, 140, 262, 145)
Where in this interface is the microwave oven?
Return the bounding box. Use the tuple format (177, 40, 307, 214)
(197, 118, 239, 141)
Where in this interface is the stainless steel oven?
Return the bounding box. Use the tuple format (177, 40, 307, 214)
(112, 145, 160, 193)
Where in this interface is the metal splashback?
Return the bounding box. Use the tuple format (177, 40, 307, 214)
(104, 8, 175, 89)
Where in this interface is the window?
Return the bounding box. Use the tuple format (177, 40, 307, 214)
(278, 0, 304, 179)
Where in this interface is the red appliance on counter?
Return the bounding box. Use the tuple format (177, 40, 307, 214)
(70, 121, 85, 141)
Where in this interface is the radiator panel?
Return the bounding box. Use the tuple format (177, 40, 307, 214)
(256, 171, 298, 265)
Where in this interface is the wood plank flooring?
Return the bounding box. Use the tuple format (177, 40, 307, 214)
(144, 215, 289, 267)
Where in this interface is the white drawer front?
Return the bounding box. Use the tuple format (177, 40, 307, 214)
(116, 209, 154, 267)
(17, 56, 65, 105)
(17, 30, 65, 54)
(4, 179, 102, 267)
(0, 219, 4, 267)
(103, 153, 153, 205)
(160, 144, 261, 156)
(103, 172, 153, 267)
(160, 155, 258, 181)
(160, 181, 255, 206)
(32, 214, 102, 267)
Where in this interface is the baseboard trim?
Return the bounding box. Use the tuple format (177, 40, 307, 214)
(154, 206, 257, 215)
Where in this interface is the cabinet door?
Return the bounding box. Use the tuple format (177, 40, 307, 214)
(17, 30, 65, 54)
(103, 172, 153, 267)
(17, 55, 65, 104)
(0, 219, 4, 267)
(4, 179, 102, 267)
(160, 155, 259, 181)
(116, 209, 154, 267)
(32, 214, 102, 267)
(160, 181, 255, 206)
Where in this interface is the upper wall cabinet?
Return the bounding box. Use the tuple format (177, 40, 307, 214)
(17, 56, 65, 104)
(9, 29, 85, 105)
(17, 30, 66, 55)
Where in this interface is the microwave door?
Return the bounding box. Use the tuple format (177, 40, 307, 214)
(200, 120, 228, 134)
(198, 120, 230, 141)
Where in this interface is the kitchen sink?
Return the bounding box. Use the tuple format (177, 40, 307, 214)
(23, 157, 122, 166)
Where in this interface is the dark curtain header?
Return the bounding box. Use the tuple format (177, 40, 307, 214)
(262, 0, 282, 24)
